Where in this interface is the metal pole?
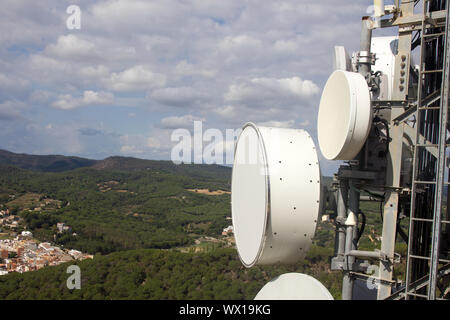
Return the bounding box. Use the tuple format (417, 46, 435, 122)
(358, 17, 373, 80)
(336, 179, 348, 257)
(342, 180, 359, 300)
(341, 16, 372, 301)
(342, 223, 354, 300)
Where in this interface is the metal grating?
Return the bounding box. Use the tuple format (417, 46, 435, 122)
(405, 0, 450, 300)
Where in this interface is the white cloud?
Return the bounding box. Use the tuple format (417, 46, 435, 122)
(257, 120, 295, 128)
(224, 76, 319, 108)
(79, 65, 110, 79)
(0, 0, 375, 174)
(219, 35, 262, 51)
(105, 65, 166, 92)
(226, 76, 319, 101)
(120, 145, 144, 154)
(273, 39, 298, 54)
(147, 137, 161, 149)
(52, 91, 114, 110)
(150, 86, 209, 107)
(214, 105, 238, 120)
(159, 114, 204, 129)
(46, 35, 98, 59)
(175, 60, 216, 78)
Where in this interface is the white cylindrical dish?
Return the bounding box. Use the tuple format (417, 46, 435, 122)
(231, 123, 321, 267)
(254, 273, 334, 300)
(317, 70, 372, 160)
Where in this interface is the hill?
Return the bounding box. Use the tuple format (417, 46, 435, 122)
(0, 149, 97, 172)
(0, 150, 232, 182)
(0, 162, 232, 254)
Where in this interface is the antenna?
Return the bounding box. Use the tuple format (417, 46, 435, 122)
(254, 273, 333, 300)
(232, 123, 321, 267)
(231, 0, 450, 300)
(317, 70, 372, 160)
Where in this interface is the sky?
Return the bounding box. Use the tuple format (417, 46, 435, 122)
(0, 0, 386, 175)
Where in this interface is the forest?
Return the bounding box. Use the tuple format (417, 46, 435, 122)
(0, 163, 231, 254)
(0, 152, 408, 300)
(0, 247, 342, 300)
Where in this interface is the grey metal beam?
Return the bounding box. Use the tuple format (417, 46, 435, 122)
(378, 0, 414, 300)
(336, 179, 348, 257)
(380, 10, 447, 28)
(346, 250, 386, 260)
(342, 180, 359, 300)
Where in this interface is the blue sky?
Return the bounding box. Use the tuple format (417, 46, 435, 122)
(0, 0, 388, 175)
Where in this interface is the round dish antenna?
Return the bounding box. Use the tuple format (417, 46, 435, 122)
(254, 273, 334, 300)
(231, 123, 321, 267)
(317, 70, 372, 160)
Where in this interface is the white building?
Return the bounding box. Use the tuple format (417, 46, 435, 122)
(21, 231, 33, 238)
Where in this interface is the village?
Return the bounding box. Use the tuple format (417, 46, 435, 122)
(0, 208, 92, 276)
(0, 230, 93, 276)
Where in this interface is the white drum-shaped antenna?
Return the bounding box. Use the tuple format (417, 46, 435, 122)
(231, 123, 321, 267)
(254, 273, 334, 300)
(317, 70, 372, 160)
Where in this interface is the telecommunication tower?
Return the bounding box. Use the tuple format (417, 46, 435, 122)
(231, 0, 450, 300)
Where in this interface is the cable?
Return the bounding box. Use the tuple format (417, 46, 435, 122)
(356, 209, 366, 243)
(379, 192, 386, 223)
(373, 116, 391, 156)
(363, 189, 385, 200)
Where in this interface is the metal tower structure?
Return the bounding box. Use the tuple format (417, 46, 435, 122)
(327, 0, 450, 300)
(404, 0, 450, 300)
(231, 0, 450, 301)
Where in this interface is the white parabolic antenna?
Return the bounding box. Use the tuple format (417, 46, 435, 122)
(317, 70, 372, 160)
(231, 123, 321, 267)
(254, 273, 334, 300)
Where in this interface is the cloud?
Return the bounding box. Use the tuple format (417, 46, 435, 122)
(0, 0, 375, 174)
(150, 87, 209, 107)
(46, 35, 98, 59)
(219, 34, 262, 51)
(225, 76, 319, 105)
(147, 137, 161, 149)
(256, 120, 295, 128)
(174, 60, 216, 78)
(120, 144, 144, 154)
(78, 128, 103, 136)
(78, 65, 110, 79)
(159, 114, 205, 129)
(52, 91, 114, 110)
(105, 65, 166, 92)
(0, 100, 25, 121)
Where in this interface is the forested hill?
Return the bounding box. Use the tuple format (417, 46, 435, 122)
(0, 149, 97, 172)
(0, 150, 232, 180)
(0, 162, 232, 254)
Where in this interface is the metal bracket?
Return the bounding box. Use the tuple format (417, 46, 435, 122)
(338, 168, 381, 180)
(357, 51, 376, 65)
